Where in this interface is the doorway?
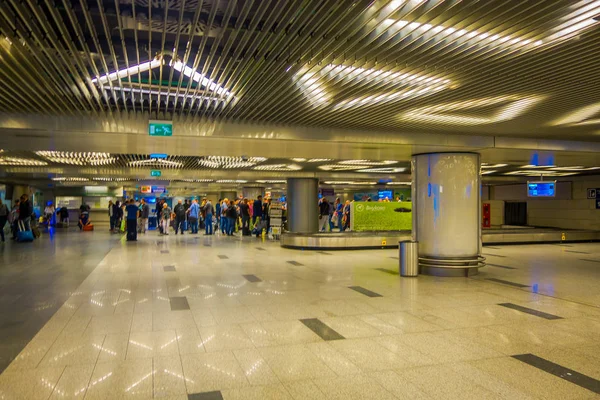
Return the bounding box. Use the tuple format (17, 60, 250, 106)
(504, 202, 527, 226)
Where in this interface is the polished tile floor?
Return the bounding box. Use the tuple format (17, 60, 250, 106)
(0, 231, 599, 399)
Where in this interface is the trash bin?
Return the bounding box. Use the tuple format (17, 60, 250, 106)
(399, 240, 419, 277)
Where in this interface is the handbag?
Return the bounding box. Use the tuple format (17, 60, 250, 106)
(120, 219, 126, 232)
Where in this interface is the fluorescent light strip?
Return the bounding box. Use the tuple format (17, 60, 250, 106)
(386, 181, 412, 185)
(216, 180, 248, 183)
(92, 59, 163, 84)
(257, 180, 287, 184)
(170, 60, 233, 97)
(548, 166, 600, 171)
(400, 95, 545, 125)
(481, 170, 497, 175)
(324, 181, 378, 185)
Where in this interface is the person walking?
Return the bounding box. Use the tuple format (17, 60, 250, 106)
(0, 199, 8, 242)
(173, 200, 186, 235)
(44, 202, 55, 226)
(215, 199, 222, 231)
(125, 199, 139, 241)
(318, 197, 330, 232)
(203, 200, 215, 235)
(140, 199, 150, 234)
(188, 199, 200, 234)
(161, 202, 171, 235)
(343, 200, 351, 231)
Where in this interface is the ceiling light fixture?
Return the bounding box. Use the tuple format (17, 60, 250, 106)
(36, 151, 117, 166)
(198, 156, 267, 169)
(481, 163, 509, 168)
(253, 164, 302, 171)
(339, 160, 398, 165)
(550, 102, 600, 126)
(357, 167, 407, 173)
(128, 158, 184, 168)
(170, 60, 233, 97)
(216, 179, 248, 184)
(318, 164, 370, 171)
(548, 166, 600, 171)
(504, 170, 578, 177)
(399, 95, 545, 125)
(386, 181, 412, 185)
(0, 157, 48, 166)
(91, 58, 164, 84)
(51, 177, 90, 182)
(324, 181, 378, 185)
(256, 180, 287, 184)
(106, 86, 227, 104)
(481, 170, 497, 175)
(295, 63, 452, 108)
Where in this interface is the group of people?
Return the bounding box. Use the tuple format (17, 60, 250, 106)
(318, 197, 352, 232)
(0, 194, 35, 242)
(219, 196, 270, 237)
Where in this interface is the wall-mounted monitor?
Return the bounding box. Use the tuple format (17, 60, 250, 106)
(527, 181, 556, 197)
(378, 189, 393, 200)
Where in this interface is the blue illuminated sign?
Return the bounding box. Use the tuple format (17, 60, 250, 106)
(527, 181, 556, 197)
(378, 190, 393, 200)
(150, 153, 168, 159)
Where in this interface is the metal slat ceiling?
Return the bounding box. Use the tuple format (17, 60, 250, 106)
(0, 0, 599, 138)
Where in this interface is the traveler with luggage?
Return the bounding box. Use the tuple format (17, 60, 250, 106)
(0, 199, 8, 242)
(18, 194, 33, 232)
(78, 208, 91, 230)
(188, 199, 200, 234)
(140, 199, 150, 234)
(239, 198, 251, 236)
(160, 202, 171, 235)
(44, 202, 55, 226)
(125, 199, 139, 241)
(173, 200, 186, 235)
(202, 200, 214, 235)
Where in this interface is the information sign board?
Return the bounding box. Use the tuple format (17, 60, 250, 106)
(150, 170, 162, 177)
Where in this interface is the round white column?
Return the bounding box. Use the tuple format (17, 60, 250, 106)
(412, 153, 482, 276)
(287, 178, 318, 233)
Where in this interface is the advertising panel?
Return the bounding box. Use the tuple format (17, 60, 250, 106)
(351, 201, 412, 231)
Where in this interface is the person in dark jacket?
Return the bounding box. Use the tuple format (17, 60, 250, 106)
(225, 200, 237, 236)
(252, 195, 263, 227)
(173, 200, 186, 235)
(113, 201, 122, 233)
(125, 199, 139, 241)
(239, 198, 251, 235)
(19, 194, 33, 231)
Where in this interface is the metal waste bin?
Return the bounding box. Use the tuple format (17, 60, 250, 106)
(399, 240, 419, 277)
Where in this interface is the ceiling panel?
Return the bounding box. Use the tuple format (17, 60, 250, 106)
(0, 0, 599, 141)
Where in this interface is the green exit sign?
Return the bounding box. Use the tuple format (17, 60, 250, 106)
(149, 120, 173, 136)
(150, 170, 162, 177)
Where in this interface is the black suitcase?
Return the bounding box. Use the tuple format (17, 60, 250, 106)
(127, 231, 137, 241)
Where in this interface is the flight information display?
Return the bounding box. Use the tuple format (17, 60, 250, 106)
(527, 181, 556, 197)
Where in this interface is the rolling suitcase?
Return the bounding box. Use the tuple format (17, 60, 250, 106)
(17, 221, 34, 242)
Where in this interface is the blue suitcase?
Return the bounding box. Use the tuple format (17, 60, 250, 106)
(17, 221, 34, 242)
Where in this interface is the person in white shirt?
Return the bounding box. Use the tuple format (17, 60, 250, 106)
(44, 202, 55, 225)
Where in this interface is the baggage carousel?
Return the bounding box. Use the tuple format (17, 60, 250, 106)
(280, 228, 600, 250)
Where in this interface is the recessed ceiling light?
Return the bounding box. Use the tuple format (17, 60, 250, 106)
(386, 181, 412, 185)
(291, 158, 307, 162)
(36, 151, 116, 166)
(198, 156, 268, 169)
(216, 179, 248, 183)
(92, 58, 164, 84)
(481, 170, 497, 175)
(504, 170, 578, 176)
(257, 180, 287, 184)
(51, 177, 90, 182)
